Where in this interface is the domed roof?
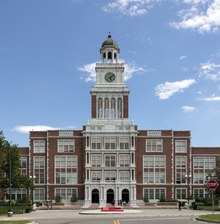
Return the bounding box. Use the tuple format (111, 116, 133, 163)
(101, 33, 119, 49)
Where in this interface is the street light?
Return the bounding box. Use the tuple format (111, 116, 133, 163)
(30, 176, 36, 205)
(8, 147, 13, 217)
(185, 174, 191, 205)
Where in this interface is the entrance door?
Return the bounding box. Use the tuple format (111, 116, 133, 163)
(122, 189, 129, 203)
(92, 189, 99, 203)
(107, 189, 114, 204)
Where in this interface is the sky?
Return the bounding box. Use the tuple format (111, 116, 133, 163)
(1, 0, 220, 147)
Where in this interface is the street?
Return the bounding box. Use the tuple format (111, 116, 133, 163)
(0, 208, 214, 224)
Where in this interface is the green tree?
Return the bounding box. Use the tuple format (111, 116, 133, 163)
(0, 131, 32, 197)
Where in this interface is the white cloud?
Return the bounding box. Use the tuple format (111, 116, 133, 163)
(155, 79, 196, 100)
(102, 0, 160, 16)
(202, 95, 220, 101)
(79, 61, 145, 82)
(13, 125, 59, 134)
(181, 105, 196, 112)
(171, 0, 220, 33)
(179, 55, 187, 60)
(199, 60, 220, 80)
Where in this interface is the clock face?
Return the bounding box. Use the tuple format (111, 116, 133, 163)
(105, 72, 116, 83)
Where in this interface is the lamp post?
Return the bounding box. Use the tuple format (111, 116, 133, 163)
(29, 176, 36, 205)
(185, 174, 191, 205)
(8, 147, 13, 217)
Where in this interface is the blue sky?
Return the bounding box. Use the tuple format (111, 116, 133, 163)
(1, 0, 220, 147)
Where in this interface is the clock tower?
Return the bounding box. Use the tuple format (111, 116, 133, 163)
(83, 34, 137, 208)
(91, 33, 130, 120)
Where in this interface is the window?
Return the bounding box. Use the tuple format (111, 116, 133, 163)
(193, 173, 206, 184)
(105, 155, 116, 167)
(144, 188, 165, 200)
(91, 171, 102, 181)
(175, 140, 187, 153)
(34, 140, 45, 153)
(55, 156, 77, 168)
(120, 137, 130, 149)
(56, 172, 77, 184)
(105, 171, 116, 181)
(146, 139, 163, 152)
(193, 157, 215, 169)
(91, 137, 101, 150)
(176, 188, 187, 199)
(193, 188, 209, 198)
(143, 156, 166, 184)
(175, 156, 187, 184)
(34, 188, 45, 201)
(55, 156, 77, 184)
(144, 172, 165, 184)
(55, 188, 77, 201)
(104, 137, 116, 150)
(193, 157, 215, 185)
(119, 154, 130, 167)
(34, 156, 45, 184)
(58, 140, 75, 153)
(119, 171, 130, 181)
(144, 156, 165, 168)
(6, 188, 27, 200)
(91, 154, 102, 167)
(20, 157, 27, 175)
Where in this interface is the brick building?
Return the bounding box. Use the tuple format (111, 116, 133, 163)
(13, 35, 220, 207)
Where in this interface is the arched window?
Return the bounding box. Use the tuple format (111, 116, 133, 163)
(108, 52, 112, 62)
(104, 98, 109, 119)
(118, 98, 122, 119)
(110, 98, 116, 119)
(98, 98, 103, 119)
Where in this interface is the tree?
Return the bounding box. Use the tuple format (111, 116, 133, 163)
(214, 157, 220, 198)
(0, 131, 32, 199)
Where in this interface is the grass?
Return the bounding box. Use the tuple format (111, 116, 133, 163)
(0, 206, 31, 216)
(199, 214, 220, 222)
(0, 221, 30, 224)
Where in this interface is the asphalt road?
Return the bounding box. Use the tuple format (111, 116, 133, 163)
(0, 208, 215, 224)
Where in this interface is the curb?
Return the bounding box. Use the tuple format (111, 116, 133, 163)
(196, 217, 220, 223)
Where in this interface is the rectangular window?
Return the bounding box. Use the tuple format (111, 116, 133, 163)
(91, 154, 102, 167)
(119, 137, 130, 149)
(175, 156, 187, 184)
(144, 172, 165, 184)
(34, 156, 45, 184)
(119, 154, 130, 167)
(105, 155, 116, 167)
(175, 140, 187, 153)
(176, 188, 187, 199)
(146, 139, 163, 152)
(104, 137, 116, 150)
(34, 188, 45, 201)
(56, 172, 77, 184)
(104, 171, 116, 181)
(55, 188, 77, 201)
(20, 157, 27, 175)
(143, 156, 166, 184)
(193, 173, 207, 184)
(193, 188, 209, 198)
(55, 155, 77, 184)
(58, 140, 75, 153)
(34, 140, 45, 153)
(193, 157, 215, 169)
(91, 137, 101, 150)
(144, 188, 165, 200)
(119, 171, 130, 181)
(55, 156, 77, 168)
(91, 171, 102, 181)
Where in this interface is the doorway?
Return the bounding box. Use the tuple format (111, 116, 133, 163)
(106, 189, 114, 204)
(122, 189, 129, 203)
(92, 189, 99, 203)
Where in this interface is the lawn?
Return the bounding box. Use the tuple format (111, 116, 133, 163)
(198, 214, 220, 222)
(0, 221, 30, 224)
